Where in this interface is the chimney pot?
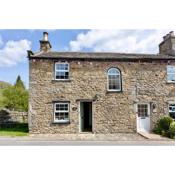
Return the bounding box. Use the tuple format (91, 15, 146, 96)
(43, 32, 48, 41)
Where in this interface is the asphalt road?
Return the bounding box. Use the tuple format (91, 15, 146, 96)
(0, 139, 175, 146)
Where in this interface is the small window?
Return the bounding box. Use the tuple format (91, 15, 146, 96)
(167, 66, 175, 82)
(138, 104, 149, 117)
(169, 104, 175, 119)
(107, 68, 121, 91)
(55, 63, 69, 80)
(54, 102, 70, 123)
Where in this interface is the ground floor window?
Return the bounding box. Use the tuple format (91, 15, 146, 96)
(169, 104, 175, 119)
(54, 102, 70, 123)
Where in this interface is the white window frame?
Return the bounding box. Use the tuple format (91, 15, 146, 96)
(55, 62, 69, 80)
(107, 68, 122, 92)
(167, 65, 175, 83)
(54, 102, 70, 123)
(168, 103, 175, 119)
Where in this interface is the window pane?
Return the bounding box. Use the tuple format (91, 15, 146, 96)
(108, 68, 120, 75)
(56, 73, 64, 79)
(55, 113, 64, 120)
(55, 112, 69, 120)
(56, 104, 68, 111)
(167, 66, 175, 82)
(65, 72, 69, 79)
(167, 66, 175, 73)
(108, 74, 120, 90)
(56, 63, 68, 71)
(138, 104, 148, 117)
(56, 71, 69, 79)
(167, 74, 175, 82)
(64, 113, 69, 119)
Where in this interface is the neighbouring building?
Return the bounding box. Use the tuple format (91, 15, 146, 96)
(28, 31, 175, 134)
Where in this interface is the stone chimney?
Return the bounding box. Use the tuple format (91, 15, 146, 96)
(39, 32, 52, 52)
(159, 31, 175, 55)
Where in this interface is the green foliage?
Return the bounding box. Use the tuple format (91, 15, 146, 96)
(2, 76, 28, 112)
(158, 116, 173, 132)
(0, 81, 11, 89)
(14, 75, 25, 90)
(0, 123, 28, 136)
(153, 125, 162, 135)
(3, 86, 28, 112)
(169, 122, 175, 139)
(153, 116, 174, 138)
(0, 89, 5, 109)
(0, 81, 11, 109)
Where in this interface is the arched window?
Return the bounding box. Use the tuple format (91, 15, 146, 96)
(107, 68, 121, 91)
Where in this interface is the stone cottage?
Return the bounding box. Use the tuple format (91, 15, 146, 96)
(28, 31, 175, 134)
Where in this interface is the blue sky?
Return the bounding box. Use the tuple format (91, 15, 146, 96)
(0, 29, 171, 88)
(0, 29, 87, 87)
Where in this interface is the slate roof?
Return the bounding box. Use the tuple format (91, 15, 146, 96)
(28, 51, 175, 60)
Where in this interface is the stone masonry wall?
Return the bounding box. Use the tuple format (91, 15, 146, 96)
(0, 109, 28, 124)
(29, 58, 175, 134)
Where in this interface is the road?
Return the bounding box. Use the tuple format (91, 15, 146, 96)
(0, 138, 175, 146)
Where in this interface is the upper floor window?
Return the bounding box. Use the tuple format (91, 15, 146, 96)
(107, 68, 122, 91)
(167, 66, 175, 83)
(55, 63, 69, 80)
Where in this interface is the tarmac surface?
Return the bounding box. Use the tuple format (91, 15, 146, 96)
(0, 133, 174, 146)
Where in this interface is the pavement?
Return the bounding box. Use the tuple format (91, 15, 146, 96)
(0, 133, 174, 146)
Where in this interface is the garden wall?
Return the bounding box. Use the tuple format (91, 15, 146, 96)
(0, 109, 28, 124)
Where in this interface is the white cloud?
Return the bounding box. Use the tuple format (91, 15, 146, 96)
(0, 39, 31, 67)
(0, 35, 3, 47)
(69, 30, 171, 53)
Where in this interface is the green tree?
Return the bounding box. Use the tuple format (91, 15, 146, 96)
(2, 76, 28, 112)
(14, 75, 25, 89)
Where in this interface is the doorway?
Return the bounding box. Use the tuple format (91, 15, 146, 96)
(136, 103, 150, 133)
(80, 101, 92, 132)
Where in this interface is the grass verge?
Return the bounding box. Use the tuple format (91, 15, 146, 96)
(0, 123, 28, 137)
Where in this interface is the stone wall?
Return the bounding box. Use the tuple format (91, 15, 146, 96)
(0, 109, 28, 124)
(29, 58, 175, 134)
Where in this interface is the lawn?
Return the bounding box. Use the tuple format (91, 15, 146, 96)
(0, 123, 29, 137)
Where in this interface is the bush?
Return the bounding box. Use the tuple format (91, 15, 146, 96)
(2, 75, 28, 112)
(3, 86, 28, 112)
(153, 116, 173, 136)
(169, 122, 175, 139)
(158, 116, 173, 131)
(153, 125, 162, 135)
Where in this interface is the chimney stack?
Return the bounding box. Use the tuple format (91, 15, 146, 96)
(159, 31, 175, 56)
(40, 32, 52, 52)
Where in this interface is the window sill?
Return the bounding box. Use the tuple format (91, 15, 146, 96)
(52, 79, 71, 82)
(167, 81, 175, 84)
(106, 90, 122, 93)
(52, 121, 70, 124)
